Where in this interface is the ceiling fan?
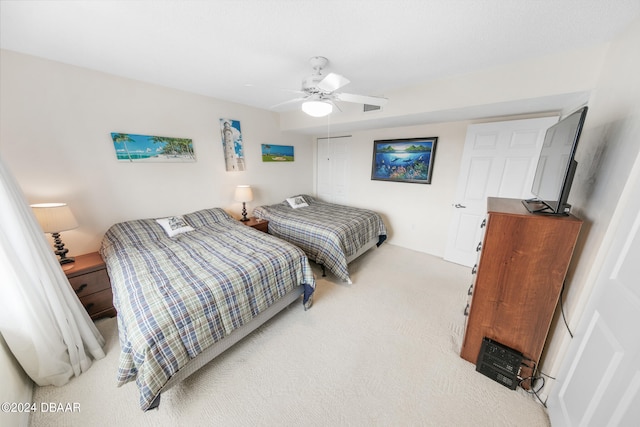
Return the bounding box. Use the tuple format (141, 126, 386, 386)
(272, 56, 388, 117)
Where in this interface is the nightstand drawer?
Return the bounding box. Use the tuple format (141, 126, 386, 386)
(80, 288, 115, 318)
(65, 251, 116, 321)
(68, 269, 111, 297)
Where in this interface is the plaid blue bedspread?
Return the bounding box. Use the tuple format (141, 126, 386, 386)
(100, 208, 315, 410)
(253, 195, 387, 282)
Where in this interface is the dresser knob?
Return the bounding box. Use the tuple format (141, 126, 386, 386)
(464, 303, 470, 316)
(76, 284, 87, 294)
(85, 303, 94, 311)
(476, 242, 482, 252)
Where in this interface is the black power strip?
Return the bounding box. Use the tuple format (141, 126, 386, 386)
(476, 338, 523, 390)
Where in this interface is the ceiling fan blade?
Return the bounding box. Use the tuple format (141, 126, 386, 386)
(317, 72, 350, 92)
(270, 97, 307, 110)
(335, 92, 388, 107)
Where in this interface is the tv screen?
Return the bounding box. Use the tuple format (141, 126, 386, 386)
(526, 106, 588, 215)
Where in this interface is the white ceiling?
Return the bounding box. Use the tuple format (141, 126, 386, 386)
(2, 0, 640, 131)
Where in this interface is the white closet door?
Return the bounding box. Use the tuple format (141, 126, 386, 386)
(317, 136, 350, 204)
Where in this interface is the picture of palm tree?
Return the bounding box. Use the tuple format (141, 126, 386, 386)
(110, 132, 196, 162)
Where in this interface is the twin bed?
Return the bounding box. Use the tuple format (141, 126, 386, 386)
(99, 197, 386, 410)
(254, 195, 387, 283)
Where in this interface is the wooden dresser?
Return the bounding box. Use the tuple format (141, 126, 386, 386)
(64, 251, 116, 321)
(460, 197, 582, 386)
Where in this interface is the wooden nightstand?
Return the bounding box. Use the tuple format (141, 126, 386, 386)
(242, 217, 269, 233)
(64, 252, 116, 321)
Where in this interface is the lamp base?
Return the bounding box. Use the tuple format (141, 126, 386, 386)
(240, 202, 249, 222)
(51, 232, 75, 265)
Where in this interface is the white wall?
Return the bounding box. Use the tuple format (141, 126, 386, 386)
(0, 50, 315, 256)
(314, 122, 468, 256)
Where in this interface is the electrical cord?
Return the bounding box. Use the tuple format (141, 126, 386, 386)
(560, 280, 574, 338)
(519, 375, 547, 407)
(518, 358, 556, 407)
(537, 370, 556, 381)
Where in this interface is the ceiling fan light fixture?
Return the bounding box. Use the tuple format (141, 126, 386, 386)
(301, 100, 333, 117)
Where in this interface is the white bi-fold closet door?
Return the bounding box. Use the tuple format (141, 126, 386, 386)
(317, 136, 351, 204)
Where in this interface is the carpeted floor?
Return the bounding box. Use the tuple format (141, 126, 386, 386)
(30, 243, 550, 426)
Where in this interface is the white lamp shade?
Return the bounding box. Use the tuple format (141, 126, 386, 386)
(302, 100, 333, 117)
(234, 185, 254, 202)
(31, 203, 79, 233)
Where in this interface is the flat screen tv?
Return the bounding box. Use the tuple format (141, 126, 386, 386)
(523, 106, 588, 215)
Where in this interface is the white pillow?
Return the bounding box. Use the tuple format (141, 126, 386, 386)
(155, 216, 195, 237)
(286, 196, 309, 209)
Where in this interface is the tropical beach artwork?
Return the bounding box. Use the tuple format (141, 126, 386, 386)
(219, 119, 246, 171)
(261, 144, 294, 162)
(110, 132, 195, 162)
(371, 137, 438, 184)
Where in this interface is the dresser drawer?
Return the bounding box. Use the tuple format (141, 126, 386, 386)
(68, 269, 111, 297)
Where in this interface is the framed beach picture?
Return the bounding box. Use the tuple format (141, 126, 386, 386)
(261, 144, 294, 162)
(110, 133, 195, 162)
(371, 137, 438, 184)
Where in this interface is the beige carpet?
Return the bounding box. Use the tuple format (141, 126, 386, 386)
(30, 243, 550, 426)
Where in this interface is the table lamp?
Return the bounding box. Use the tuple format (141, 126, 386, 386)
(31, 202, 79, 264)
(234, 185, 253, 222)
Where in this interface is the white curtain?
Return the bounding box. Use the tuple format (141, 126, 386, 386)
(0, 155, 105, 386)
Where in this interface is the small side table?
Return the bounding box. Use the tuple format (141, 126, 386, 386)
(64, 252, 117, 321)
(241, 217, 269, 233)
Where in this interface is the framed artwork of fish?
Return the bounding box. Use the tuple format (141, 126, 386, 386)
(371, 137, 438, 184)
